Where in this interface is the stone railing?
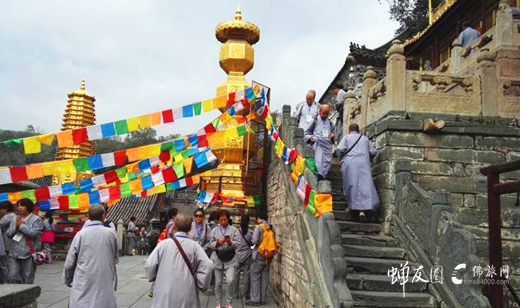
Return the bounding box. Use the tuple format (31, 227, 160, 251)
(393, 160, 491, 308)
(268, 105, 352, 307)
(346, 3, 520, 131)
(0, 284, 41, 308)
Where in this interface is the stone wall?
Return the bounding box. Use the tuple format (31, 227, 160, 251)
(365, 113, 520, 299)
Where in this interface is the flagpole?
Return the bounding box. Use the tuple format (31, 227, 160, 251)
(428, 0, 433, 25)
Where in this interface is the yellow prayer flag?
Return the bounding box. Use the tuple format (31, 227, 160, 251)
(79, 193, 90, 212)
(192, 175, 200, 184)
(174, 153, 183, 163)
(58, 160, 75, 175)
(226, 127, 238, 138)
(275, 139, 284, 157)
(183, 156, 194, 174)
(220, 112, 231, 124)
(38, 134, 54, 146)
(23, 137, 41, 154)
(130, 179, 142, 194)
(246, 196, 255, 207)
(26, 164, 44, 179)
(315, 194, 333, 217)
(202, 99, 213, 112)
(128, 117, 140, 132)
(266, 115, 272, 130)
(127, 148, 140, 162)
(56, 131, 73, 147)
(139, 115, 152, 128)
(126, 162, 140, 174)
(150, 112, 161, 126)
(156, 184, 166, 193)
(215, 95, 227, 108)
(43, 161, 59, 176)
(8, 192, 19, 204)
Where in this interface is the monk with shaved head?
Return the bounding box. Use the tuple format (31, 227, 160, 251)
(304, 104, 335, 180)
(294, 90, 319, 132)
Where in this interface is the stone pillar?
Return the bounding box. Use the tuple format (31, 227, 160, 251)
(117, 219, 124, 254)
(385, 40, 407, 112)
(495, 0, 513, 48)
(281, 105, 291, 142)
(288, 117, 298, 149)
(360, 66, 378, 129)
(477, 48, 499, 116)
(344, 87, 358, 136)
(449, 39, 463, 74)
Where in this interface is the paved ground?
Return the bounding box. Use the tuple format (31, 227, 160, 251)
(35, 255, 279, 308)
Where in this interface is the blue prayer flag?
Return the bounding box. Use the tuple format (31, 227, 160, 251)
(141, 175, 153, 191)
(61, 182, 76, 195)
(188, 134, 198, 147)
(198, 191, 206, 202)
(138, 159, 151, 171)
(0, 193, 7, 202)
(89, 192, 100, 205)
(79, 178, 94, 192)
(174, 139, 187, 151)
(182, 105, 194, 118)
(194, 152, 209, 168)
(88, 155, 103, 170)
(228, 106, 236, 116)
(101, 123, 116, 138)
(39, 200, 50, 211)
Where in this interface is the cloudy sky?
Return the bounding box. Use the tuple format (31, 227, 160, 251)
(0, 1, 399, 137)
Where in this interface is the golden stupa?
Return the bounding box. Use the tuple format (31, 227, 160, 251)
(53, 79, 96, 184)
(203, 8, 261, 203)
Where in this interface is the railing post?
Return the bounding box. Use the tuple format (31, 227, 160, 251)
(344, 87, 358, 136)
(449, 39, 463, 74)
(360, 66, 378, 129)
(496, 0, 514, 48)
(486, 173, 503, 308)
(477, 48, 499, 116)
(385, 40, 407, 112)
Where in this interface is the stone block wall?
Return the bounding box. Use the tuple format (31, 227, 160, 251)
(365, 113, 520, 296)
(267, 159, 315, 308)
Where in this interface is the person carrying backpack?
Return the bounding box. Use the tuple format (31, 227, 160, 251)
(246, 211, 278, 306)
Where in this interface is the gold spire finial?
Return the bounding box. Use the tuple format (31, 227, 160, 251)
(80, 79, 86, 91)
(235, 7, 242, 20)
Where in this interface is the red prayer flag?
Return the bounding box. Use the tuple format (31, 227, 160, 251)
(288, 149, 298, 165)
(35, 187, 51, 201)
(186, 176, 193, 186)
(303, 184, 312, 208)
(197, 135, 208, 148)
(109, 186, 121, 200)
(237, 117, 247, 124)
(203, 123, 216, 134)
(10, 167, 28, 182)
(58, 196, 69, 210)
(114, 150, 126, 166)
(141, 191, 148, 197)
(72, 128, 88, 144)
(228, 92, 236, 106)
(162, 167, 176, 183)
(261, 103, 269, 119)
(104, 170, 119, 184)
(162, 109, 174, 123)
(240, 98, 249, 109)
(159, 150, 171, 163)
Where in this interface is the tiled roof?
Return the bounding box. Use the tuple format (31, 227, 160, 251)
(30, 176, 53, 188)
(107, 194, 160, 225)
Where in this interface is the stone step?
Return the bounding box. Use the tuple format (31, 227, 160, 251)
(347, 273, 427, 292)
(333, 210, 352, 221)
(343, 245, 408, 259)
(337, 221, 382, 234)
(350, 290, 436, 307)
(341, 234, 399, 247)
(333, 201, 348, 211)
(330, 192, 344, 200)
(345, 256, 416, 274)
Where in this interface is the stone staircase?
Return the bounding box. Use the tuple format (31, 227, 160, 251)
(328, 162, 438, 308)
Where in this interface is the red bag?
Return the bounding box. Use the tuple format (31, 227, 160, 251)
(41, 230, 55, 243)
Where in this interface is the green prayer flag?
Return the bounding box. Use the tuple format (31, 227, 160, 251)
(212, 118, 220, 128)
(237, 125, 247, 137)
(128, 173, 137, 181)
(115, 120, 129, 135)
(4, 138, 23, 146)
(308, 190, 316, 208)
(161, 142, 174, 151)
(305, 158, 318, 174)
(173, 163, 185, 178)
(69, 195, 79, 209)
(166, 183, 174, 191)
(181, 149, 190, 159)
(116, 167, 127, 179)
(306, 203, 315, 215)
(73, 158, 89, 172)
(120, 183, 131, 198)
(193, 102, 202, 116)
(22, 190, 36, 202)
(253, 195, 261, 206)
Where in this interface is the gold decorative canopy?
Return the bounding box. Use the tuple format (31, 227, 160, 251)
(215, 8, 260, 45)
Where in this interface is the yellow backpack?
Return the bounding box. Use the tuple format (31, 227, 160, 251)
(257, 223, 278, 258)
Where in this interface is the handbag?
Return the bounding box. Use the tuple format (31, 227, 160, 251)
(216, 248, 236, 262)
(41, 230, 55, 243)
(24, 236, 48, 266)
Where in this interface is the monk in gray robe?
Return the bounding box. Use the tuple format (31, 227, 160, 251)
(305, 104, 335, 179)
(63, 205, 118, 308)
(145, 213, 212, 308)
(294, 90, 319, 132)
(337, 124, 379, 222)
(187, 208, 211, 253)
(331, 84, 346, 144)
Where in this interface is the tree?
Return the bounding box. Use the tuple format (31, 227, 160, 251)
(124, 127, 158, 148)
(381, 0, 442, 35)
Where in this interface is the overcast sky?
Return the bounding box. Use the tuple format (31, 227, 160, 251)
(0, 1, 399, 137)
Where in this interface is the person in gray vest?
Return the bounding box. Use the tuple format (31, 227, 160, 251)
(246, 211, 272, 306)
(305, 104, 335, 180)
(458, 21, 480, 48)
(331, 84, 346, 144)
(6, 198, 43, 284)
(294, 90, 319, 132)
(0, 201, 15, 283)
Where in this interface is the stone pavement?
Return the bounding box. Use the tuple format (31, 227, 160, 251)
(34, 255, 279, 308)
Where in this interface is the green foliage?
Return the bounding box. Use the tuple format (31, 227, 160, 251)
(381, 0, 442, 35)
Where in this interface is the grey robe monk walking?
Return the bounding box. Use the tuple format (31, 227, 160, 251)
(305, 104, 335, 180)
(63, 205, 118, 308)
(337, 124, 379, 222)
(294, 90, 319, 132)
(331, 84, 346, 144)
(145, 213, 213, 308)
